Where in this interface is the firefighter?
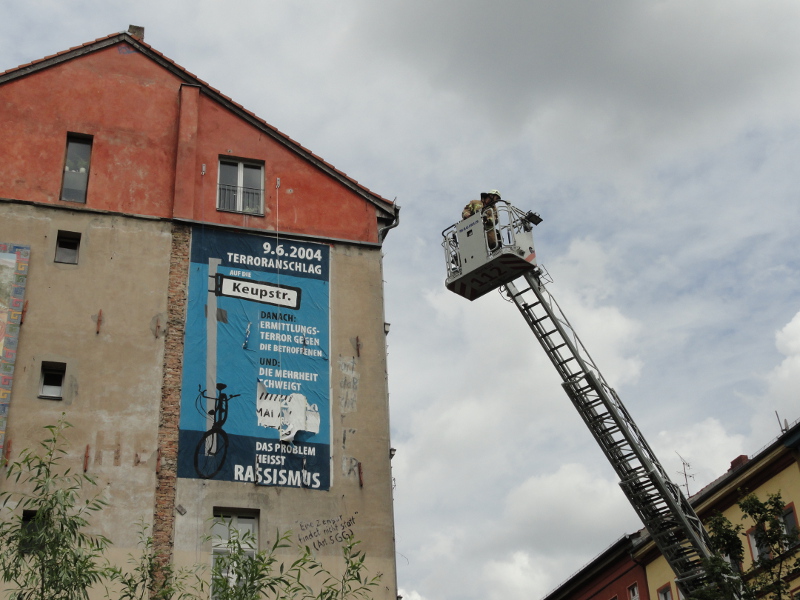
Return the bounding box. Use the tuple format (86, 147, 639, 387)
(483, 189, 501, 206)
(461, 190, 501, 249)
(461, 198, 483, 219)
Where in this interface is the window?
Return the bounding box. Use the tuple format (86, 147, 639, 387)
(20, 510, 41, 555)
(54, 231, 81, 264)
(628, 583, 639, 600)
(217, 160, 264, 214)
(748, 524, 771, 561)
(211, 512, 258, 595)
(783, 504, 799, 548)
(61, 135, 93, 203)
(723, 552, 742, 574)
(657, 584, 673, 600)
(39, 362, 66, 399)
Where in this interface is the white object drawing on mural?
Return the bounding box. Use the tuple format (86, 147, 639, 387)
(256, 380, 321, 442)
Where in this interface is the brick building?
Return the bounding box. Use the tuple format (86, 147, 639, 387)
(0, 26, 399, 597)
(540, 534, 650, 600)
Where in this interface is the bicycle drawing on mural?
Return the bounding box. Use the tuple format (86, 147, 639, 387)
(193, 383, 240, 479)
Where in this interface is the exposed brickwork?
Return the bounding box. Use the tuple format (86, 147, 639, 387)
(153, 223, 191, 562)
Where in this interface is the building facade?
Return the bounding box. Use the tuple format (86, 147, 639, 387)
(0, 26, 399, 597)
(540, 422, 800, 600)
(637, 423, 800, 600)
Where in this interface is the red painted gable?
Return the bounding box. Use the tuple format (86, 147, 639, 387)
(0, 35, 396, 244)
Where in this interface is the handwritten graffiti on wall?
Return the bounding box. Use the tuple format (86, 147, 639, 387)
(296, 512, 359, 551)
(0, 244, 29, 455)
(177, 228, 331, 488)
(338, 356, 359, 413)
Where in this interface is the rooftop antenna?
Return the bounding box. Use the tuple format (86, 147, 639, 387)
(775, 410, 789, 433)
(676, 452, 695, 497)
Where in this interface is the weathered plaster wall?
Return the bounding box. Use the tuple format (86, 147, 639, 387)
(0, 203, 172, 551)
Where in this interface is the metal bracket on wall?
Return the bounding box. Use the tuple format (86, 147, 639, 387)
(356, 336, 362, 357)
(21, 300, 28, 325)
(83, 444, 90, 472)
(96, 309, 103, 334)
(2, 439, 11, 462)
(357, 461, 363, 488)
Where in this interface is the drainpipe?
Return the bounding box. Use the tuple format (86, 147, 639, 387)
(378, 203, 401, 242)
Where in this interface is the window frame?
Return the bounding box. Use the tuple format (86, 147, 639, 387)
(216, 159, 265, 215)
(628, 582, 640, 600)
(54, 231, 82, 264)
(211, 512, 258, 550)
(782, 503, 799, 549)
(60, 134, 93, 204)
(722, 551, 743, 575)
(39, 362, 66, 400)
(211, 511, 259, 597)
(747, 523, 771, 562)
(20, 510, 41, 555)
(657, 583, 673, 600)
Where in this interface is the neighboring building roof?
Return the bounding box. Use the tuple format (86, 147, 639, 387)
(0, 29, 399, 226)
(540, 532, 646, 600)
(541, 419, 800, 597)
(632, 418, 800, 565)
(688, 417, 800, 516)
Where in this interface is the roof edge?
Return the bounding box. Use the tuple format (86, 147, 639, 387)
(0, 196, 390, 248)
(540, 534, 640, 600)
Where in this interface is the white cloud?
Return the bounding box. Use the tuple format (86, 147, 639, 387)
(483, 551, 555, 600)
(775, 310, 800, 357)
(349, 0, 800, 180)
(546, 238, 644, 386)
(653, 418, 747, 493)
(748, 310, 800, 441)
(502, 463, 639, 555)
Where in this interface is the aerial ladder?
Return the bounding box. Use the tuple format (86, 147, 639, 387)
(442, 200, 730, 598)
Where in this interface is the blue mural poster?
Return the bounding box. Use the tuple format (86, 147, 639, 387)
(178, 227, 330, 489)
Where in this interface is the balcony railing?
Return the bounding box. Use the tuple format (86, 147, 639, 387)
(217, 184, 263, 214)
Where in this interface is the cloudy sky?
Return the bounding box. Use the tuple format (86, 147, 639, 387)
(3, 2, 800, 599)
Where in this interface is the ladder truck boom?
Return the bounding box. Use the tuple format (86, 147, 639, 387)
(442, 200, 723, 598)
